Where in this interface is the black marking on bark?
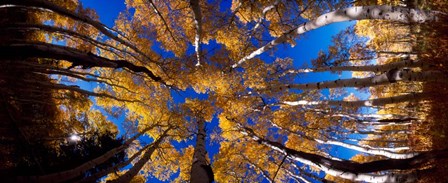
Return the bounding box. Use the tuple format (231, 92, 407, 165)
(344, 10, 347, 15)
(367, 9, 370, 13)
(386, 68, 400, 83)
(316, 82, 320, 89)
(379, 11, 383, 16)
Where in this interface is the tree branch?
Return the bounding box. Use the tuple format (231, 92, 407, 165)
(0, 42, 165, 84)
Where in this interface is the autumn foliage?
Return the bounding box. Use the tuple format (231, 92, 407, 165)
(1, 0, 448, 182)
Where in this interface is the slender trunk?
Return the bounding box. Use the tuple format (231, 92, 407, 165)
(233, 5, 440, 68)
(345, 138, 408, 144)
(267, 117, 410, 158)
(190, 119, 214, 183)
(272, 118, 417, 159)
(282, 92, 427, 108)
(284, 169, 312, 183)
(7, 77, 142, 103)
(146, 0, 177, 43)
(304, 107, 417, 122)
(108, 128, 171, 183)
(284, 59, 424, 74)
(14, 125, 157, 183)
(247, 0, 280, 40)
(227, 2, 242, 27)
(240, 126, 448, 183)
(276, 69, 443, 91)
(239, 154, 273, 183)
(0, 23, 145, 63)
(317, 111, 416, 125)
(377, 51, 416, 55)
(288, 161, 334, 183)
(1, 0, 157, 63)
(314, 139, 415, 159)
(190, 0, 202, 66)
(78, 142, 154, 183)
(344, 129, 410, 135)
(0, 42, 164, 84)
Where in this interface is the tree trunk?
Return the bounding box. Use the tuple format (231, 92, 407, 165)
(233, 5, 440, 68)
(108, 128, 171, 183)
(190, 119, 214, 183)
(275, 69, 443, 91)
(1, 0, 156, 63)
(0, 23, 144, 62)
(282, 92, 427, 108)
(0, 42, 164, 83)
(240, 126, 448, 183)
(314, 139, 415, 159)
(266, 117, 412, 158)
(284, 59, 424, 74)
(310, 108, 417, 124)
(301, 107, 417, 122)
(14, 125, 157, 183)
(248, 0, 280, 40)
(190, 0, 202, 66)
(78, 142, 154, 183)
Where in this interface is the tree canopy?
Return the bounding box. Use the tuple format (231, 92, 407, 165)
(1, 0, 448, 182)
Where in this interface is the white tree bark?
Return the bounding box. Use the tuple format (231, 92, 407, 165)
(301, 107, 417, 123)
(282, 92, 427, 108)
(284, 169, 311, 183)
(315, 139, 415, 159)
(78, 142, 153, 183)
(247, 0, 280, 40)
(233, 5, 440, 68)
(239, 126, 417, 183)
(108, 128, 171, 183)
(284, 59, 423, 74)
(274, 69, 443, 91)
(266, 115, 411, 158)
(288, 159, 335, 183)
(298, 104, 417, 118)
(190, 0, 203, 66)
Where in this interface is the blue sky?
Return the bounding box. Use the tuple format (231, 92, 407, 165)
(78, 0, 366, 182)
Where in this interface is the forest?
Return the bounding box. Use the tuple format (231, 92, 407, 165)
(0, 0, 447, 182)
